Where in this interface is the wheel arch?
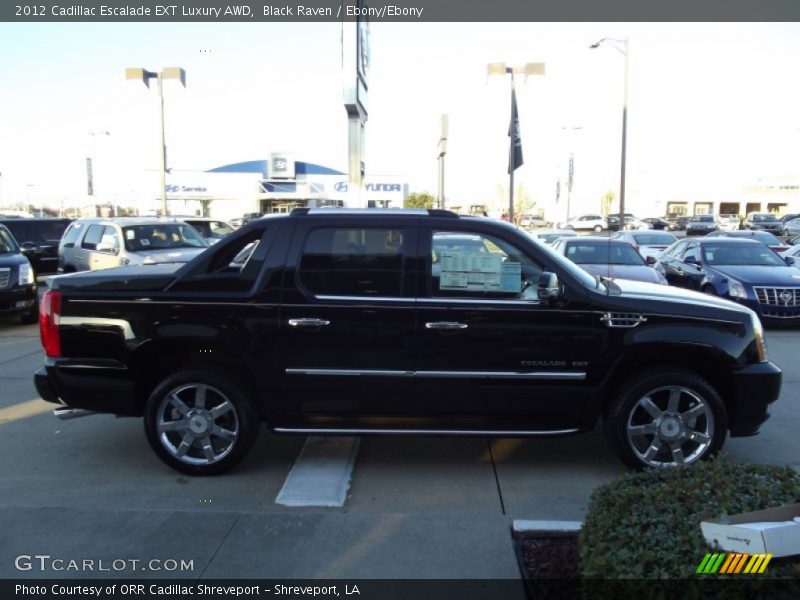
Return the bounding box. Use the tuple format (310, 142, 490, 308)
(131, 340, 264, 419)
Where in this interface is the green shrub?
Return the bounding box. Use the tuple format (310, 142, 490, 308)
(580, 455, 800, 579)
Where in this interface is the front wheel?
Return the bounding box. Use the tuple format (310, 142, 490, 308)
(144, 369, 260, 475)
(604, 368, 727, 470)
(593, 225, 603, 232)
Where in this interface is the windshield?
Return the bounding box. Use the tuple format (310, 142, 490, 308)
(122, 223, 209, 252)
(633, 233, 676, 245)
(0, 229, 18, 253)
(753, 214, 778, 222)
(565, 242, 645, 266)
(533, 238, 600, 290)
(753, 232, 780, 244)
(702, 243, 785, 266)
(692, 215, 714, 222)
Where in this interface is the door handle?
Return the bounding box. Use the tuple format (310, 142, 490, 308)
(425, 322, 468, 330)
(288, 318, 330, 329)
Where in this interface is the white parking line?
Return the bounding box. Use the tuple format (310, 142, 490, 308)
(275, 436, 360, 507)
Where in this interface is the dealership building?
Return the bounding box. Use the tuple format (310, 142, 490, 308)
(133, 154, 408, 220)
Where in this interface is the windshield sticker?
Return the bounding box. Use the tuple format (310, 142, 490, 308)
(140, 238, 150, 246)
(125, 230, 135, 240)
(440, 252, 521, 292)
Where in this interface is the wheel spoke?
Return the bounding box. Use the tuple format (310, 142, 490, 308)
(670, 443, 686, 464)
(168, 393, 191, 416)
(158, 419, 186, 433)
(667, 387, 681, 412)
(175, 432, 195, 457)
(681, 404, 707, 423)
(211, 425, 236, 442)
(643, 438, 664, 462)
(200, 436, 216, 461)
(686, 429, 711, 445)
(640, 397, 662, 419)
(209, 401, 234, 420)
(195, 385, 208, 409)
(628, 423, 656, 437)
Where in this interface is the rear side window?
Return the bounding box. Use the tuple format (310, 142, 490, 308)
(81, 224, 105, 250)
(298, 228, 404, 297)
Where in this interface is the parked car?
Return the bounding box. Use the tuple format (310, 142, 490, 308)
(782, 218, 800, 238)
(0, 217, 72, 274)
(558, 214, 607, 232)
(229, 218, 245, 229)
(0, 224, 38, 324)
(642, 217, 674, 231)
(718, 214, 740, 232)
(779, 244, 800, 260)
(607, 215, 650, 231)
(744, 212, 783, 235)
(34, 209, 781, 474)
(704, 230, 789, 254)
(519, 215, 548, 229)
(58, 218, 210, 273)
(656, 237, 800, 323)
(242, 212, 265, 225)
(674, 216, 692, 231)
(526, 228, 578, 245)
(686, 214, 721, 236)
(610, 231, 678, 261)
(551, 236, 667, 285)
(177, 217, 236, 245)
(779, 213, 800, 235)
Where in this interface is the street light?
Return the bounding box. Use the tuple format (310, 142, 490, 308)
(126, 67, 186, 216)
(437, 114, 448, 210)
(487, 62, 546, 223)
(590, 37, 629, 229)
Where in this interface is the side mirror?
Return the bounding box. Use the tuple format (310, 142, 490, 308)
(20, 241, 36, 251)
(785, 256, 796, 266)
(96, 242, 118, 255)
(537, 272, 561, 300)
(646, 255, 657, 266)
(684, 256, 700, 266)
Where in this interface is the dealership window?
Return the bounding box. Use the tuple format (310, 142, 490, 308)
(429, 231, 543, 299)
(298, 228, 404, 297)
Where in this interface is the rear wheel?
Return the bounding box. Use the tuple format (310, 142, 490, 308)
(604, 368, 727, 470)
(593, 225, 603, 232)
(144, 369, 260, 475)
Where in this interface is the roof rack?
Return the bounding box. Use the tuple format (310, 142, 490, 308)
(290, 207, 459, 218)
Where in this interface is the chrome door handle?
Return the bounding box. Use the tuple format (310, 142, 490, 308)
(425, 322, 468, 330)
(288, 318, 330, 329)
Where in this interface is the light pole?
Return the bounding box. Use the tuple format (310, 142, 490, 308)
(88, 130, 110, 206)
(561, 126, 583, 224)
(487, 62, 545, 223)
(437, 114, 448, 210)
(126, 67, 186, 216)
(590, 37, 629, 229)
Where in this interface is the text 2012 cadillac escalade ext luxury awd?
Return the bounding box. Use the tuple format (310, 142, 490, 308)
(34, 209, 781, 475)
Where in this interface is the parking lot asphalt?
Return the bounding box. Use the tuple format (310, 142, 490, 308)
(0, 317, 797, 581)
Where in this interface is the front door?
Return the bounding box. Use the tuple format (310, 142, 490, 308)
(415, 226, 599, 431)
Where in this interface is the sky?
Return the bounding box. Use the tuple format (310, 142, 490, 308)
(1, 21, 800, 218)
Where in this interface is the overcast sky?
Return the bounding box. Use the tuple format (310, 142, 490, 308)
(1, 22, 799, 216)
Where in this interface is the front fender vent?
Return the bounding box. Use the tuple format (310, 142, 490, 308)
(600, 312, 647, 328)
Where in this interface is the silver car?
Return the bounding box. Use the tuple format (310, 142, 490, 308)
(58, 218, 209, 273)
(783, 217, 800, 238)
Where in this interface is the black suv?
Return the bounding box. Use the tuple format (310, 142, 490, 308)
(0, 224, 38, 324)
(0, 218, 72, 274)
(34, 209, 781, 474)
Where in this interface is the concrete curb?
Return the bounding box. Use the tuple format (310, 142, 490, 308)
(512, 519, 583, 533)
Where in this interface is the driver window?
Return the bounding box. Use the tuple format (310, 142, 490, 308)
(682, 244, 700, 262)
(430, 230, 543, 299)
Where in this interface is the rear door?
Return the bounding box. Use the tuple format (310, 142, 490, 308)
(278, 217, 417, 424)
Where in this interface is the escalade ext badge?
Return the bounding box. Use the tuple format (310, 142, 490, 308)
(599, 312, 648, 328)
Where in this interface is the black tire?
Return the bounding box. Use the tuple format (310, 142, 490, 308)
(593, 225, 603, 232)
(604, 368, 727, 470)
(144, 369, 260, 475)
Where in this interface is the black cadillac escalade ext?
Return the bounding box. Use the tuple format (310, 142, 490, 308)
(34, 209, 781, 475)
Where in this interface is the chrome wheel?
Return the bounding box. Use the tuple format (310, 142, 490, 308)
(156, 383, 239, 466)
(625, 385, 714, 467)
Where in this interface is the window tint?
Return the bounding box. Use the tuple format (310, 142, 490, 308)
(0, 228, 18, 253)
(566, 242, 644, 266)
(122, 223, 207, 251)
(298, 228, 404, 297)
(430, 230, 543, 298)
(100, 226, 119, 250)
(667, 240, 687, 257)
(683, 244, 701, 262)
(81, 224, 105, 250)
(61, 223, 83, 246)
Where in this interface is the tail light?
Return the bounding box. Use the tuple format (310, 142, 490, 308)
(39, 289, 62, 358)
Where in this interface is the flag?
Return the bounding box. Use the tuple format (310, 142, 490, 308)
(508, 87, 523, 174)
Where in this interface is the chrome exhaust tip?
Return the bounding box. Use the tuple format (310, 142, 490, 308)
(54, 407, 97, 420)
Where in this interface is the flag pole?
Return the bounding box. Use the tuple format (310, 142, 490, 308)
(509, 70, 516, 223)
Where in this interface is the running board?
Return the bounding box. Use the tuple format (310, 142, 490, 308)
(272, 427, 580, 437)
